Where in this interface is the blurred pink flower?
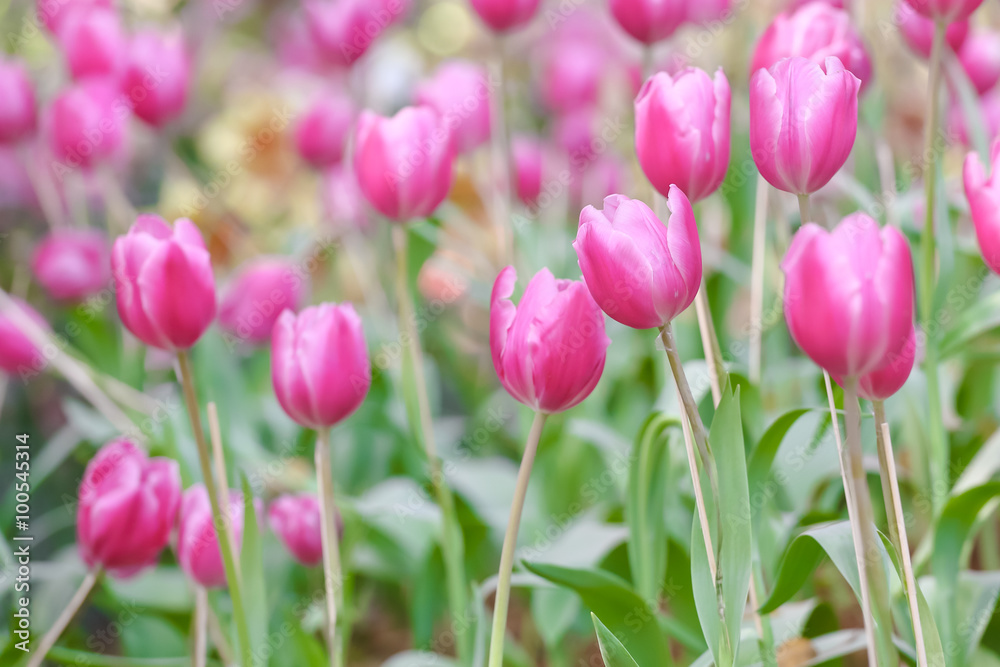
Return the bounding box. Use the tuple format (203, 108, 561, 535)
(0, 297, 48, 377)
(47, 79, 128, 170)
(610, 0, 686, 45)
(956, 31, 1000, 95)
(294, 90, 355, 168)
(902, 0, 984, 23)
(898, 5, 969, 58)
(416, 60, 492, 154)
(963, 140, 1000, 274)
(537, 41, 605, 115)
(219, 258, 305, 346)
(123, 29, 191, 128)
(306, 0, 407, 68)
(470, 0, 540, 33)
(948, 90, 1000, 147)
(178, 484, 246, 588)
(37, 0, 111, 33)
(0, 60, 37, 144)
(55, 7, 127, 82)
(32, 229, 110, 302)
(571, 153, 626, 209)
(512, 136, 543, 206)
(268, 493, 335, 566)
(322, 164, 370, 232)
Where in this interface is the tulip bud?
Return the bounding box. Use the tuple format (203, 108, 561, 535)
(610, 0, 687, 45)
(416, 60, 492, 154)
(47, 80, 128, 170)
(294, 90, 354, 168)
(112, 215, 217, 351)
(31, 229, 110, 302)
(902, 0, 984, 23)
(470, 0, 541, 33)
(751, 2, 873, 91)
(178, 484, 246, 588)
(55, 7, 127, 82)
(537, 42, 605, 115)
(354, 106, 455, 222)
(835, 327, 918, 401)
(219, 258, 305, 346)
(0, 298, 48, 377)
(490, 266, 609, 413)
(305, 0, 401, 68)
(512, 136, 543, 206)
(782, 213, 915, 379)
(268, 493, 341, 566)
(77, 439, 181, 578)
(898, 5, 969, 58)
(0, 60, 37, 144)
(123, 29, 191, 128)
(750, 56, 860, 195)
(963, 140, 1000, 274)
(635, 67, 731, 203)
(956, 31, 1000, 95)
(271, 303, 371, 429)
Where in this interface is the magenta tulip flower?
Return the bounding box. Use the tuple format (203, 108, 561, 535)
(305, 0, 405, 68)
(610, 0, 687, 45)
(111, 215, 216, 351)
(751, 2, 873, 91)
(268, 493, 334, 566)
(963, 140, 1000, 274)
(416, 60, 492, 154)
(903, 0, 984, 23)
(55, 7, 127, 82)
(0, 60, 37, 144)
(835, 327, 918, 401)
(537, 41, 605, 115)
(47, 80, 127, 170)
(898, 6, 969, 58)
(0, 297, 48, 377)
(354, 106, 455, 222)
(635, 67, 731, 203)
(782, 213, 915, 379)
(219, 258, 305, 346)
(123, 29, 191, 128)
(490, 267, 609, 413)
(32, 229, 110, 302)
(178, 484, 246, 588)
(750, 56, 860, 196)
(470, 0, 540, 33)
(37, 0, 110, 32)
(294, 90, 354, 168)
(271, 303, 371, 429)
(77, 439, 181, 578)
(956, 31, 1000, 95)
(513, 136, 543, 206)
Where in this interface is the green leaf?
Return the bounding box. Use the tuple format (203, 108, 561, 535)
(592, 613, 640, 667)
(878, 533, 945, 667)
(940, 291, 1000, 358)
(523, 562, 671, 666)
(240, 474, 268, 666)
(746, 409, 812, 497)
(947, 56, 991, 161)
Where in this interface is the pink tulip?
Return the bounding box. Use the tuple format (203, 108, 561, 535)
(635, 67, 731, 203)
(0, 148, 35, 209)
(835, 327, 918, 401)
(305, 0, 407, 68)
(789, 0, 847, 8)
(272, 10, 325, 72)
(963, 140, 1000, 274)
(750, 56, 860, 195)
(513, 136, 543, 205)
(123, 29, 191, 128)
(949, 91, 1000, 147)
(37, 0, 111, 33)
(574, 189, 701, 330)
(538, 41, 605, 115)
(0, 298, 48, 377)
(782, 213, 915, 379)
(271, 303, 371, 429)
(751, 2, 873, 91)
(554, 108, 601, 165)
(490, 266, 609, 413)
(902, 0, 984, 23)
(47, 80, 128, 170)
(416, 60, 492, 154)
(31, 229, 110, 302)
(178, 484, 246, 588)
(610, 0, 687, 45)
(77, 439, 181, 578)
(112, 215, 216, 350)
(571, 153, 627, 209)
(0, 60, 37, 144)
(470, 0, 540, 33)
(294, 90, 354, 168)
(55, 7, 127, 81)
(898, 6, 969, 58)
(687, 0, 734, 24)
(956, 31, 1000, 95)
(219, 258, 305, 346)
(322, 164, 370, 232)
(354, 106, 455, 222)
(268, 493, 336, 566)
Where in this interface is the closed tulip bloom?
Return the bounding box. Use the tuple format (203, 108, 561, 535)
(56, 7, 127, 81)
(0, 298, 48, 377)
(470, 0, 540, 33)
(306, 0, 384, 68)
(219, 258, 305, 346)
(123, 29, 191, 128)
(416, 61, 491, 154)
(268, 493, 338, 566)
(575, 189, 701, 330)
(751, 2, 873, 91)
(112, 215, 216, 350)
(898, 6, 968, 58)
(782, 213, 915, 379)
(836, 327, 918, 401)
(32, 229, 110, 302)
(354, 106, 455, 222)
(957, 31, 1000, 95)
(271, 303, 371, 429)
(48, 80, 127, 169)
(538, 41, 605, 115)
(178, 484, 246, 588)
(610, 0, 686, 45)
(963, 140, 1000, 274)
(513, 136, 543, 205)
(77, 439, 182, 578)
(294, 90, 354, 168)
(750, 56, 860, 195)
(0, 60, 37, 144)
(903, 0, 984, 23)
(490, 266, 609, 413)
(38, 0, 111, 32)
(635, 67, 731, 202)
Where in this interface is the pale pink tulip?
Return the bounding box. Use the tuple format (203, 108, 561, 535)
(294, 90, 355, 168)
(47, 80, 128, 170)
(416, 60, 492, 154)
(268, 493, 332, 566)
(956, 31, 1000, 95)
(0, 298, 48, 377)
(31, 229, 110, 302)
(513, 136, 543, 205)
(219, 258, 305, 346)
(898, 6, 969, 58)
(123, 29, 191, 128)
(903, 0, 984, 23)
(56, 7, 127, 81)
(178, 484, 246, 588)
(963, 140, 1000, 274)
(0, 60, 37, 144)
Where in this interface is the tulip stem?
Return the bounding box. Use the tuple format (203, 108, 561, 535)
(18, 145, 66, 229)
(26, 568, 101, 667)
(315, 428, 346, 667)
(874, 402, 928, 667)
(392, 225, 470, 662)
(490, 34, 513, 266)
(488, 411, 548, 667)
(797, 192, 811, 225)
(176, 350, 253, 667)
(749, 174, 770, 385)
(921, 20, 948, 517)
(193, 585, 208, 667)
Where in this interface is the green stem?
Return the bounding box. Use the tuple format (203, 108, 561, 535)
(392, 226, 470, 661)
(315, 429, 345, 667)
(26, 569, 101, 667)
(488, 411, 548, 667)
(797, 193, 811, 225)
(177, 351, 253, 667)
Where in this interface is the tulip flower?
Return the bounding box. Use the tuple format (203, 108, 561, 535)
(77, 439, 181, 577)
(490, 266, 609, 413)
(123, 29, 191, 128)
(903, 0, 984, 23)
(268, 493, 338, 566)
(782, 213, 915, 379)
(354, 106, 455, 222)
(47, 80, 127, 170)
(512, 136, 543, 205)
(111, 215, 216, 351)
(898, 7, 969, 58)
(416, 60, 492, 154)
(178, 484, 248, 588)
(271, 303, 371, 429)
(537, 41, 605, 115)
(294, 90, 354, 168)
(572, 154, 627, 209)
(635, 67, 731, 203)
(37, 0, 110, 32)
(963, 140, 1000, 274)
(750, 56, 860, 195)
(844, 327, 918, 401)
(610, 0, 687, 45)
(949, 91, 1000, 148)
(0, 297, 48, 377)
(956, 31, 1000, 95)
(322, 164, 370, 232)
(219, 258, 304, 346)
(574, 189, 701, 330)
(0, 60, 37, 144)
(31, 229, 110, 302)
(751, 2, 873, 91)
(55, 7, 127, 82)
(305, 0, 405, 68)
(470, 0, 541, 33)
